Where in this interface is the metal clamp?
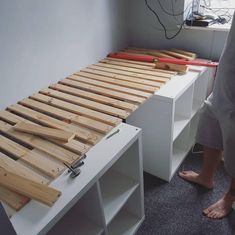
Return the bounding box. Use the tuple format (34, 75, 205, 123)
(63, 162, 81, 178)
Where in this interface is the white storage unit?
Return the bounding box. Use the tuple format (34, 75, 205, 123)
(9, 123, 144, 235)
(127, 66, 215, 181)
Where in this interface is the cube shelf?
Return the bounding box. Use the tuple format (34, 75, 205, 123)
(127, 67, 215, 181)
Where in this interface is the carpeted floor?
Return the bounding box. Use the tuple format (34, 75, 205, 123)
(136, 151, 235, 235)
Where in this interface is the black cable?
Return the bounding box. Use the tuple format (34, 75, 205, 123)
(144, 0, 185, 40)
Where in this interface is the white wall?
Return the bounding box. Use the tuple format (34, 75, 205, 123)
(128, 0, 228, 61)
(0, 0, 128, 110)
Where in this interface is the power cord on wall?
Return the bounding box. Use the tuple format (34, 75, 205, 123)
(144, 0, 190, 40)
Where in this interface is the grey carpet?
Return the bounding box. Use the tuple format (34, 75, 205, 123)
(136, 151, 235, 235)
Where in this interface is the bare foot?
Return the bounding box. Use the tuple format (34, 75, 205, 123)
(203, 193, 235, 219)
(178, 170, 214, 189)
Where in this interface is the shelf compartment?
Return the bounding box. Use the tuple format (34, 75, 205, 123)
(48, 184, 104, 235)
(99, 169, 139, 224)
(107, 189, 143, 235)
(107, 209, 142, 235)
(171, 124, 190, 177)
(173, 84, 193, 140)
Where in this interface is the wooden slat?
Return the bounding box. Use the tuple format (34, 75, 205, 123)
(0, 167, 61, 207)
(0, 110, 91, 154)
(40, 88, 129, 119)
(89, 65, 169, 83)
(31, 93, 122, 127)
(125, 48, 175, 58)
(0, 120, 80, 165)
(68, 74, 153, 98)
(60, 78, 146, 104)
(19, 98, 113, 134)
(160, 50, 194, 60)
(2, 107, 98, 146)
(170, 48, 197, 59)
(101, 58, 177, 75)
(0, 135, 64, 178)
(81, 68, 162, 88)
(0, 152, 48, 184)
(14, 122, 76, 142)
(94, 62, 172, 79)
(155, 62, 188, 74)
(0, 187, 29, 211)
(77, 71, 156, 93)
(50, 83, 137, 112)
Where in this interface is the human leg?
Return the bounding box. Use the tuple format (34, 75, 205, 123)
(179, 101, 223, 189)
(203, 178, 235, 219)
(179, 146, 222, 189)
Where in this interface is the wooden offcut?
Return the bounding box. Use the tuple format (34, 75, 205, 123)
(14, 122, 76, 142)
(0, 167, 61, 206)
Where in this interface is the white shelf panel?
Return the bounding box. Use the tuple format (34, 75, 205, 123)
(173, 115, 191, 140)
(107, 210, 143, 235)
(99, 170, 139, 224)
(48, 212, 104, 235)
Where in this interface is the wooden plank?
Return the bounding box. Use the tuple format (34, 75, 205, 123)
(60, 78, 146, 104)
(0, 167, 61, 207)
(50, 83, 137, 112)
(3, 109, 98, 146)
(160, 50, 194, 60)
(0, 120, 81, 165)
(88, 65, 169, 83)
(101, 58, 177, 75)
(0, 187, 29, 211)
(81, 68, 163, 88)
(40, 88, 130, 119)
(19, 98, 113, 134)
(14, 122, 76, 142)
(77, 71, 156, 93)
(170, 48, 197, 59)
(155, 62, 188, 74)
(68, 74, 153, 98)
(94, 62, 172, 79)
(0, 110, 91, 154)
(0, 152, 48, 184)
(31, 93, 122, 126)
(0, 135, 64, 178)
(124, 49, 175, 58)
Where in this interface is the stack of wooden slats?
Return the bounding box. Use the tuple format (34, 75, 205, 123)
(0, 47, 196, 212)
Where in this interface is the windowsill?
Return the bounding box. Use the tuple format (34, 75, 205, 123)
(182, 23, 231, 32)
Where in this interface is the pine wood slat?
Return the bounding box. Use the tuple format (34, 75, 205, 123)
(0, 120, 80, 165)
(88, 65, 169, 83)
(160, 50, 194, 60)
(3, 107, 98, 146)
(19, 98, 113, 134)
(68, 74, 152, 98)
(0, 187, 29, 211)
(60, 78, 146, 104)
(124, 49, 175, 58)
(50, 83, 137, 112)
(31, 93, 121, 127)
(81, 68, 163, 88)
(0, 167, 61, 207)
(170, 48, 197, 59)
(101, 58, 177, 75)
(40, 88, 129, 119)
(0, 152, 48, 184)
(0, 135, 64, 178)
(94, 62, 172, 79)
(76, 71, 156, 93)
(105, 57, 156, 67)
(0, 110, 91, 154)
(14, 122, 76, 142)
